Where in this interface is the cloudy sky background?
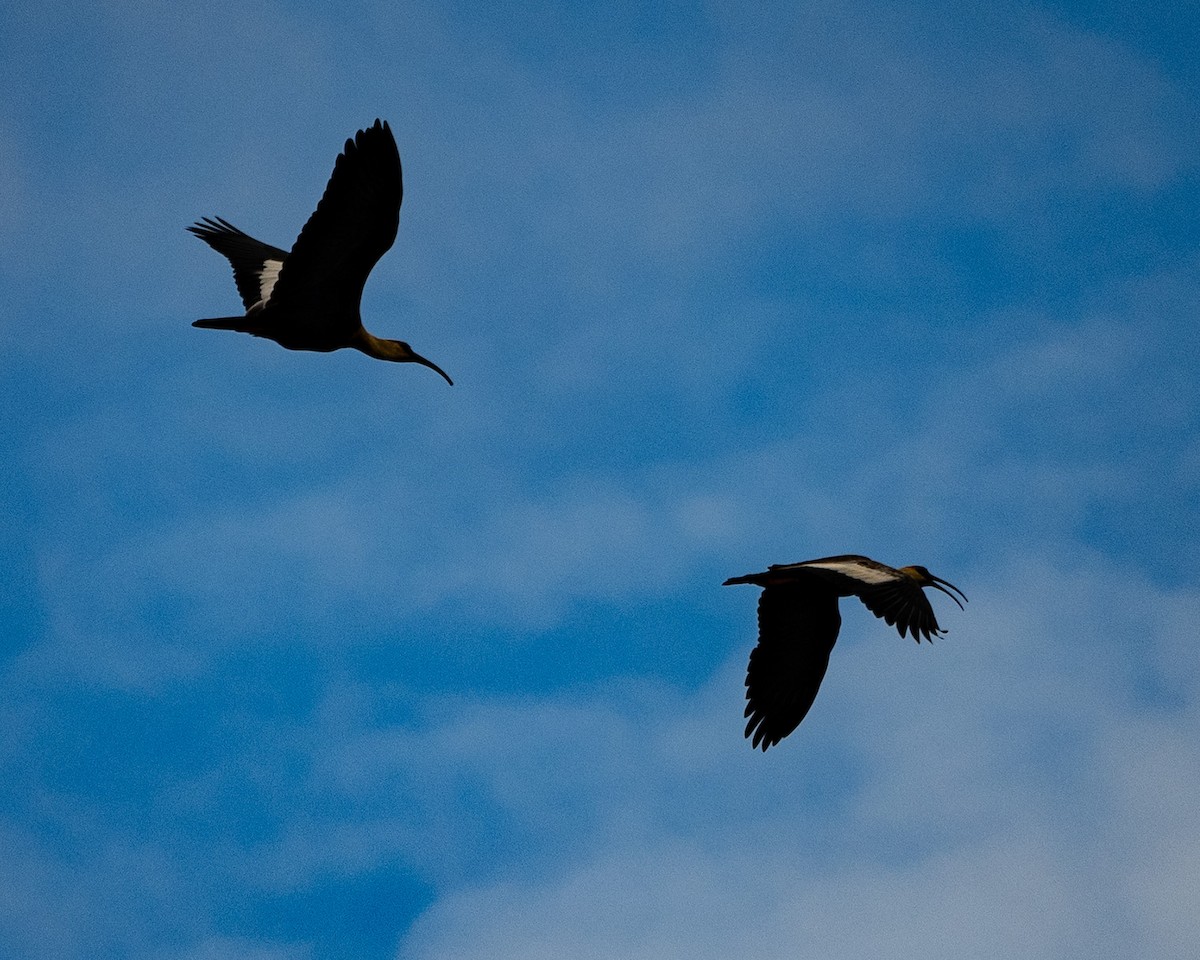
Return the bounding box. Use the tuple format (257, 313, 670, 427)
(2, 0, 1198, 957)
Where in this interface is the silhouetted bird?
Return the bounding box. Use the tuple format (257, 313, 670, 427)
(724, 555, 967, 750)
(188, 119, 452, 384)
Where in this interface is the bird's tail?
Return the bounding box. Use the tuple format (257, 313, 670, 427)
(723, 571, 768, 587)
(193, 317, 253, 332)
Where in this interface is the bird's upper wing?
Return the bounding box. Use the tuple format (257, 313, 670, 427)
(268, 119, 402, 336)
(786, 556, 944, 642)
(187, 217, 290, 311)
(742, 582, 841, 751)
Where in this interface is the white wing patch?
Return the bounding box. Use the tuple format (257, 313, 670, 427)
(800, 559, 895, 584)
(257, 259, 283, 304)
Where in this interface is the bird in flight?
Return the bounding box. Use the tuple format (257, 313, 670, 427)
(188, 119, 452, 384)
(724, 555, 967, 750)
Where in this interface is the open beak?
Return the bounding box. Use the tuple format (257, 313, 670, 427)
(411, 351, 454, 385)
(929, 575, 968, 610)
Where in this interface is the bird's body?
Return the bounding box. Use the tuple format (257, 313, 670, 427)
(188, 119, 452, 384)
(724, 554, 967, 750)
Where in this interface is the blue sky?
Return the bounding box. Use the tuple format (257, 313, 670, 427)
(2, 1, 1198, 957)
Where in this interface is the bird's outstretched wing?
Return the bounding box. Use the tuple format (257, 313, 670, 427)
(742, 582, 842, 750)
(269, 119, 402, 336)
(853, 582, 944, 642)
(792, 556, 945, 642)
(187, 217, 289, 311)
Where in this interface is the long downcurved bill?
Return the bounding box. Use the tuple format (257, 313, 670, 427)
(411, 351, 454, 385)
(929, 576, 968, 610)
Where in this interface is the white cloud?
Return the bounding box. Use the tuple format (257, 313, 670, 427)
(0, 823, 205, 960)
(19, 250, 1197, 698)
(389, 557, 1199, 960)
(2, 4, 1198, 960)
(6, 534, 1196, 958)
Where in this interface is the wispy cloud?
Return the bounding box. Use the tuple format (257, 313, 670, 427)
(394, 562, 1199, 960)
(2, 1, 1198, 958)
(18, 251, 1198, 698)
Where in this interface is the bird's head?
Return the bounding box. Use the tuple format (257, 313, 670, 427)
(373, 338, 454, 384)
(899, 565, 968, 610)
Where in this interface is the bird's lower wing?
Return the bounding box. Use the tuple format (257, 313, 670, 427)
(856, 583, 942, 642)
(743, 584, 841, 750)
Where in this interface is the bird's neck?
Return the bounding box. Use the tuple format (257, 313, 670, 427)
(351, 328, 409, 362)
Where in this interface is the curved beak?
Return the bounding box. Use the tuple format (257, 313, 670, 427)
(929, 575, 968, 610)
(411, 351, 454, 386)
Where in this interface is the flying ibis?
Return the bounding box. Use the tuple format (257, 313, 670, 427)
(188, 119, 452, 384)
(724, 555, 967, 750)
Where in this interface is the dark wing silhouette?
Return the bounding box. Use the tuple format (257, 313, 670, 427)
(789, 555, 945, 643)
(187, 217, 289, 311)
(854, 581, 943, 642)
(268, 119, 403, 340)
(743, 582, 842, 750)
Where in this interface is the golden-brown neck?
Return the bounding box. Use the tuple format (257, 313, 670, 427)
(351, 328, 406, 361)
(349, 327, 454, 383)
